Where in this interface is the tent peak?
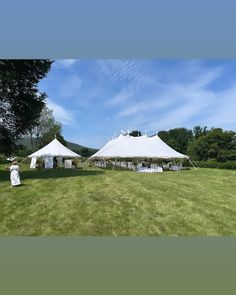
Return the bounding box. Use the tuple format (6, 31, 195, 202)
(28, 137, 81, 158)
(90, 132, 188, 159)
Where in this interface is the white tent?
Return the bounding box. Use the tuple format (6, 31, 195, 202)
(28, 138, 81, 169)
(90, 134, 188, 159)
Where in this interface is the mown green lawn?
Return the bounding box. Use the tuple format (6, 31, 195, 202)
(0, 164, 236, 236)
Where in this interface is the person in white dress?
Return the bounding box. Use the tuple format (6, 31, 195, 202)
(9, 161, 21, 187)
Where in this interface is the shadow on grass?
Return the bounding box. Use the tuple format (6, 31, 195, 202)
(0, 169, 105, 181)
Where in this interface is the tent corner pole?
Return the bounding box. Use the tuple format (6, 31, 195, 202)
(19, 157, 28, 165)
(188, 158, 198, 170)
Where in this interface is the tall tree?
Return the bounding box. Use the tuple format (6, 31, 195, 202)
(193, 125, 209, 139)
(29, 106, 67, 149)
(0, 59, 53, 154)
(80, 147, 91, 157)
(158, 128, 193, 154)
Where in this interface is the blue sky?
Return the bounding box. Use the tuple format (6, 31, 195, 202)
(39, 59, 236, 148)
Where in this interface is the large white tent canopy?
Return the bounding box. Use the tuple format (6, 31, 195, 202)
(28, 138, 81, 158)
(90, 134, 188, 159)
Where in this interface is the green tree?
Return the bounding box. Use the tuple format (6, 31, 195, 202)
(187, 136, 210, 161)
(158, 130, 169, 144)
(193, 126, 209, 139)
(158, 128, 193, 154)
(80, 147, 90, 157)
(188, 128, 236, 161)
(129, 130, 142, 137)
(0, 59, 53, 155)
(29, 106, 67, 149)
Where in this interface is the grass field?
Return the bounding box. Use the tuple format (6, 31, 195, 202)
(0, 164, 236, 236)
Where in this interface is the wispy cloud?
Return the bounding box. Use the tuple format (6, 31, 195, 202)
(54, 59, 78, 68)
(184, 66, 222, 90)
(108, 84, 141, 105)
(98, 60, 156, 105)
(147, 92, 215, 131)
(202, 86, 236, 128)
(118, 95, 169, 117)
(47, 99, 75, 125)
(116, 64, 225, 132)
(59, 75, 82, 98)
(39, 59, 236, 148)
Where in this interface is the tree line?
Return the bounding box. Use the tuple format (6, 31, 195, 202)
(0, 59, 53, 155)
(130, 127, 236, 162)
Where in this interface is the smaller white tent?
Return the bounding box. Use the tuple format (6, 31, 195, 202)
(28, 138, 80, 169)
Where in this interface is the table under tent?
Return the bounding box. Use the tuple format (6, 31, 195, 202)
(89, 134, 195, 173)
(28, 138, 81, 169)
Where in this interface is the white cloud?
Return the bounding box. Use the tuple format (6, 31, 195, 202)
(99, 60, 156, 106)
(59, 75, 82, 98)
(108, 85, 140, 106)
(115, 64, 235, 132)
(148, 92, 214, 131)
(54, 59, 78, 68)
(118, 93, 173, 117)
(202, 86, 236, 127)
(189, 67, 222, 89)
(47, 99, 75, 125)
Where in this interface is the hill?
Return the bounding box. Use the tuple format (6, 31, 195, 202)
(66, 141, 98, 155)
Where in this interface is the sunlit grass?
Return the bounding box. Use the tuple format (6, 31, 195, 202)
(0, 164, 236, 236)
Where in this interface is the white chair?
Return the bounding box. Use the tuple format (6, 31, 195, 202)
(64, 159, 72, 169)
(157, 166, 163, 173)
(30, 157, 37, 169)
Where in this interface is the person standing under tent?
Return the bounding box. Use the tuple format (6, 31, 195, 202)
(7, 160, 21, 187)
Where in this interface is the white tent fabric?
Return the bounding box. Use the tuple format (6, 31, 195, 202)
(44, 156, 54, 169)
(30, 157, 37, 169)
(28, 138, 81, 158)
(90, 134, 188, 159)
